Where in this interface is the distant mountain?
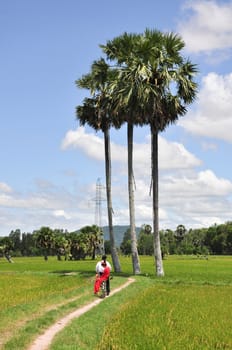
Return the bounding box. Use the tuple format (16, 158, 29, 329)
(102, 225, 140, 247)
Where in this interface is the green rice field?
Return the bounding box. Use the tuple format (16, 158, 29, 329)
(0, 255, 231, 349)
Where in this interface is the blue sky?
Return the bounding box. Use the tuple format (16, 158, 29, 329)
(1, 0, 232, 236)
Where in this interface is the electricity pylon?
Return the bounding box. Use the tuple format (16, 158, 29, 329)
(94, 178, 105, 253)
(95, 178, 104, 228)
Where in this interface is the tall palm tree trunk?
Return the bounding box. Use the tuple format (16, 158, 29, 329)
(104, 128, 121, 272)
(151, 126, 164, 276)
(128, 122, 141, 274)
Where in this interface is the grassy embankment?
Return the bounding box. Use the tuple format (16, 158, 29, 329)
(0, 255, 231, 349)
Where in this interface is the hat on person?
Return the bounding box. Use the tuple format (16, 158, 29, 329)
(101, 254, 107, 260)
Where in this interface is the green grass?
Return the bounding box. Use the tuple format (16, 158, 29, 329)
(0, 255, 231, 349)
(95, 284, 232, 349)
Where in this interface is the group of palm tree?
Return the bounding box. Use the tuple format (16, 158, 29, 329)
(35, 225, 103, 261)
(76, 28, 198, 276)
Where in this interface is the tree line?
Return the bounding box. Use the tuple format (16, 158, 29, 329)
(1, 221, 232, 263)
(121, 223, 232, 256)
(0, 225, 103, 262)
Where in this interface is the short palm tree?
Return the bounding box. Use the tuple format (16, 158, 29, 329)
(76, 59, 121, 272)
(79, 224, 103, 260)
(35, 226, 55, 260)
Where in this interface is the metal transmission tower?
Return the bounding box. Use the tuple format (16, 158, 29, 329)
(95, 178, 104, 228)
(94, 178, 105, 254)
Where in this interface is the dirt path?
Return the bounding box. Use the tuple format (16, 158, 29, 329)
(28, 278, 135, 350)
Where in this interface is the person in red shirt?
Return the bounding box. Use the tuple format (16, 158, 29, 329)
(94, 261, 110, 295)
(96, 254, 112, 295)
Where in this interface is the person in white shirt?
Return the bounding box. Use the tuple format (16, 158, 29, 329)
(95, 254, 112, 295)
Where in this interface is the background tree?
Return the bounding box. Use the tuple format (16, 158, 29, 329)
(79, 225, 103, 260)
(187, 228, 208, 255)
(9, 229, 21, 256)
(0, 236, 14, 262)
(35, 226, 55, 260)
(120, 228, 132, 255)
(21, 232, 37, 256)
(225, 222, 232, 254)
(175, 224, 187, 245)
(160, 229, 176, 255)
(211, 225, 227, 254)
(138, 226, 153, 256)
(53, 231, 70, 261)
(68, 231, 88, 260)
(104, 240, 111, 254)
(204, 224, 217, 254)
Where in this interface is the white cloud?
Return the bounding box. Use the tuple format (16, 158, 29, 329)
(201, 141, 218, 151)
(61, 126, 126, 163)
(62, 127, 201, 175)
(133, 168, 232, 230)
(132, 136, 201, 178)
(61, 127, 104, 161)
(110, 158, 232, 230)
(1, 124, 232, 235)
(179, 72, 232, 142)
(160, 169, 232, 199)
(1, 158, 232, 235)
(0, 181, 95, 235)
(0, 182, 13, 193)
(158, 137, 201, 169)
(178, 0, 232, 54)
(53, 210, 71, 220)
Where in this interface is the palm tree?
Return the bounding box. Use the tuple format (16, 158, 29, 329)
(76, 59, 121, 272)
(0, 237, 14, 262)
(144, 29, 197, 276)
(53, 233, 70, 261)
(102, 29, 198, 276)
(79, 224, 103, 260)
(101, 33, 143, 274)
(35, 226, 55, 260)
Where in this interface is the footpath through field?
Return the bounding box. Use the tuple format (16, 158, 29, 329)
(27, 277, 135, 350)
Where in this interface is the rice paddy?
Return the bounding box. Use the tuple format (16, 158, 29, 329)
(0, 255, 231, 349)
